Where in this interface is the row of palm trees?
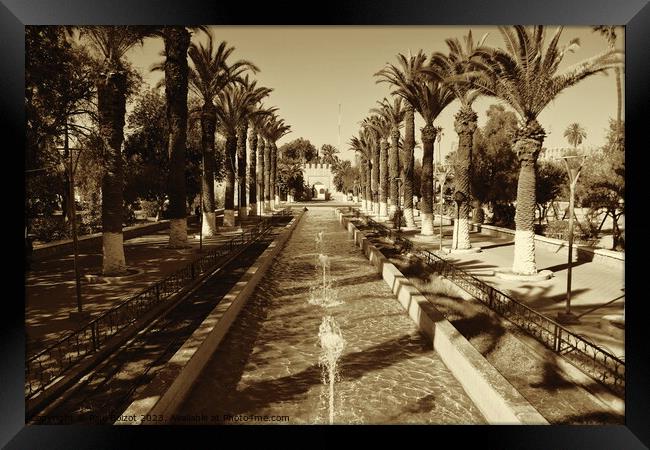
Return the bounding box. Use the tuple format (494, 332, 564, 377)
(351, 26, 621, 276)
(76, 26, 289, 275)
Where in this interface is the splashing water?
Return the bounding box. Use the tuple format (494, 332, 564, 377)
(318, 316, 346, 424)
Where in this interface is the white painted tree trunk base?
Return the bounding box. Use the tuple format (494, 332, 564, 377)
(420, 213, 435, 235)
(249, 202, 257, 217)
(168, 219, 189, 248)
(388, 204, 397, 219)
(512, 229, 538, 275)
(452, 217, 472, 250)
(270, 199, 275, 210)
(223, 209, 236, 227)
(378, 201, 388, 220)
(102, 232, 126, 275)
(201, 212, 217, 237)
(404, 207, 416, 228)
(263, 201, 271, 213)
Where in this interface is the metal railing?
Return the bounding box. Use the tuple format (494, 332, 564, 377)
(25, 213, 292, 400)
(348, 208, 625, 396)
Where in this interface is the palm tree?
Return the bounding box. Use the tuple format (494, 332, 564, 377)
(363, 113, 391, 219)
(372, 97, 405, 220)
(412, 78, 455, 235)
(564, 123, 587, 152)
(375, 51, 428, 228)
(427, 30, 489, 249)
(475, 26, 621, 275)
(361, 116, 382, 215)
(188, 33, 258, 235)
(592, 26, 622, 130)
(349, 132, 373, 212)
(76, 26, 150, 275)
(262, 117, 291, 210)
(236, 76, 272, 219)
(214, 84, 270, 226)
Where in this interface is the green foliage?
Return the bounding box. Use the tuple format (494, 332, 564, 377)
(536, 159, 567, 222)
(471, 105, 519, 207)
(576, 120, 625, 250)
(122, 89, 204, 213)
(279, 138, 317, 162)
(320, 144, 340, 168)
(277, 160, 306, 199)
(332, 160, 359, 193)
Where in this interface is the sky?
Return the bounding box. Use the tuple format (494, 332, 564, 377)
(125, 26, 624, 163)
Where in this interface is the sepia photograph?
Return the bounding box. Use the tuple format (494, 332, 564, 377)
(5, 0, 650, 447)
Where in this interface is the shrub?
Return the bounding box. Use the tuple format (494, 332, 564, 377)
(30, 216, 71, 243)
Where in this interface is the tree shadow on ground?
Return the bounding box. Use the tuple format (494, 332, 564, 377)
(189, 333, 428, 419)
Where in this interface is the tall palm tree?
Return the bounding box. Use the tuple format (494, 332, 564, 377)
(349, 131, 373, 212)
(372, 97, 405, 220)
(427, 30, 489, 249)
(157, 27, 193, 247)
(375, 50, 428, 228)
(76, 26, 150, 275)
(592, 26, 622, 130)
(248, 106, 277, 216)
(214, 84, 270, 226)
(564, 122, 587, 152)
(408, 77, 455, 235)
(236, 76, 272, 219)
(188, 33, 258, 235)
(361, 116, 382, 215)
(262, 117, 291, 210)
(364, 113, 391, 219)
(475, 26, 621, 275)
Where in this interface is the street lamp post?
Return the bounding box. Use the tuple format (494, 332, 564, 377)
(60, 124, 84, 318)
(557, 155, 586, 325)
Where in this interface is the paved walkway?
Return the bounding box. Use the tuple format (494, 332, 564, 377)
(25, 214, 272, 357)
(361, 209, 625, 359)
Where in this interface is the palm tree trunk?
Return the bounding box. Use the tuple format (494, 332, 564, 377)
(379, 137, 389, 219)
(224, 135, 237, 227)
(452, 106, 477, 249)
(270, 142, 278, 209)
(365, 159, 372, 213)
(97, 68, 127, 275)
(359, 159, 367, 211)
(248, 127, 258, 217)
(420, 124, 436, 235)
(388, 128, 400, 219)
(371, 140, 379, 214)
(257, 138, 265, 215)
(264, 138, 271, 211)
(236, 122, 248, 219)
(402, 105, 416, 227)
(164, 27, 191, 248)
(200, 102, 217, 236)
(512, 125, 544, 274)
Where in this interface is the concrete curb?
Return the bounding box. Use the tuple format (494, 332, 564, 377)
(115, 211, 304, 425)
(336, 209, 548, 425)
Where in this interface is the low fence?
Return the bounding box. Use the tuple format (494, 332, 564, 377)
(25, 211, 292, 401)
(350, 208, 625, 397)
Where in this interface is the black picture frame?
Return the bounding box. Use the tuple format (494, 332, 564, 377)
(7, 0, 649, 448)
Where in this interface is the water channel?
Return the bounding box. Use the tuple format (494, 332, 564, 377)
(173, 208, 485, 424)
